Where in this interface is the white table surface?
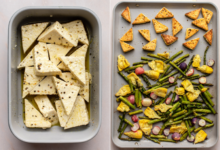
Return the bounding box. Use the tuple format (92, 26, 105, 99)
(1, 0, 219, 150)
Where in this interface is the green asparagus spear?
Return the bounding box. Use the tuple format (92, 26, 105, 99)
(199, 116, 213, 123)
(141, 74, 151, 86)
(119, 115, 134, 127)
(119, 96, 136, 109)
(124, 64, 143, 72)
(169, 61, 186, 76)
(198, 86, 214, 106)
(119, 138, 140, 141)
(185, 120, 191, 137)
(172, 110, 187, 118)
(133, 61, 148, 66)
(183, 116, 195, 120)
(179, 55, 195, 79)
(118, 113, 125, 132)
(141, 57, 155, 61)
(165, 120, 182, 127)
(150, 134, 167, 139)
(118, 71, 129, 82)
(147, 53, 167, 60)
(173, 110, 193, 121)
(193, 109, 212, 113)
(158, 139, 177, 143)
(159, 71, 179, 82)
(173, 54, 190, 64)
(180, 126, 195, 141)
(147, 83, 161, 88)
(204, 46, 209, 65)
(144, 135, 160, 144)
(159, 91, 173, 104)
(165, 50, 183, 63)
(139, 116, 150, 119)
(194, 123, 214, 132)
(199, 94, 216, 114)
(199, 84, 213, 98)
(159, 65, 171, 79)
(135, 89, 139, 107)
(118, 123, 128, 138)
(169, 102, 181, 116)
(170, 87, 177, 105)
(138, 91, 142, 108)
(129, 110, 143, 116)
(182, 101, 202, 105)
(128, 79, 134, 93)
(176, 58, 186, 66)
(148, 118, 167, 124)
(191, 82, 213, 86)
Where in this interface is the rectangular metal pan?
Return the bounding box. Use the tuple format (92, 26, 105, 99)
(8, 6, 102, 143)
(112, 1, 218, 148)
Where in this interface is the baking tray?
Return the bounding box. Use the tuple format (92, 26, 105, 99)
(112, 1, 218, 148)
(8, 6, 102, 143)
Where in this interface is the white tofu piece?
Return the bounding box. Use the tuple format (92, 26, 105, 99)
(38, 21, 78, 47)
(47, 43, 72, 66)
(53, 77, 80, 116)
(62, 20, 89, 45)
(24, 99, 51, 129)
(57, 44, 88, 71)
(59, 72, 90, 102)
(60, 56, 86, 85)
(34, 95, 58, 125)
(17, 48, 34, 70)
(55, 100, 69, 127)
(22, 22, 49, 53)
(33, 42, 61, 76)
(65, 96, 89, 129)
(30, 76, 57, 95)
(23, 67, 44, 98)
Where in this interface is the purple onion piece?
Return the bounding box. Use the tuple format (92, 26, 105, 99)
(163, 128, 170, 136)
(179, 62, 187, 71)
(207, 59, 215, 67)
(187, 134, 195, 142)
(174, 95, 179, 103)
(192, 118, 197, 125)
(198, 119, 206, 127)
(172, 132, 180, 141)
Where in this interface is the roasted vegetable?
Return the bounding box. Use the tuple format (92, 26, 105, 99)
(117, 101, 130, 112)
(197, 65, 213, 74)
(194, 130, 207, 144)
(139, 119, 153, 135)
(127, 73, 144, 87)
(192, 54, 201, 68)
(157, 51, 170, 59)
(118, 54, 130, 71)
(151, 88, 168, 98)
(148, 60, 167, 73)
(154, 104, 173, 112)
(170, 121, 188, 135)
(144, 70, 160, 80)
(186, 90, 201, 102)
(175, 87, 185, 95)
(115, 85, 131, 96)
(181, 79, 194, 92)
(144, 107, 161, 119)
(124, 130, 143, 139)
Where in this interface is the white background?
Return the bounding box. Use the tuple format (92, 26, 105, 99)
(1, 0, 220, 150)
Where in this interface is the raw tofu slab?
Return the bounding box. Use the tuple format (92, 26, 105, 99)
(17, 48, 34, 70)
(24, 99, 51, 129)
(34, 95, 59, 125)
(55, 100, 69, 127)
(112, 2, 218, 148)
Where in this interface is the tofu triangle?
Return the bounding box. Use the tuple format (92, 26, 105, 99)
(185, 8, 201, 20)
(161, 34, 178, 46)
(120, 41, 134, 53)
(34, 95, 59, 125)
(64, 96, 89, 129)
(57, 45, 88, 71)
(138, 29, 150, 41)
(47, 44, 72, 66)
(17, 48, 34, 70)
(59, 72, 90, 102)
(53, 77, 80, 116)
(62, 20, 88, 45)
(30, 76, 57, 95)
(155, 7, 174, 19)
(172, 18, 183, 36)
(38, 21, 78, 47)
(202, 8, 213, 24)
(55, 100, 69, 127)
(142, 39, 157, 51)
(192, 18, 208, 31)
(183, 38, 200, 50)
(34, 42, 61, 76)
(25, 99, 51, 129)
(60, 56, 86, 85)
(132, 13, 151, 24)
(121, 6, 131, 23)
(22, 22, 49, 53)
(203, 29, 213, 45)
(23, 67, 44, 98)
(185, 28, 199, 40)
(120, 28, 133, 41)
(152, 19, 168, 34)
